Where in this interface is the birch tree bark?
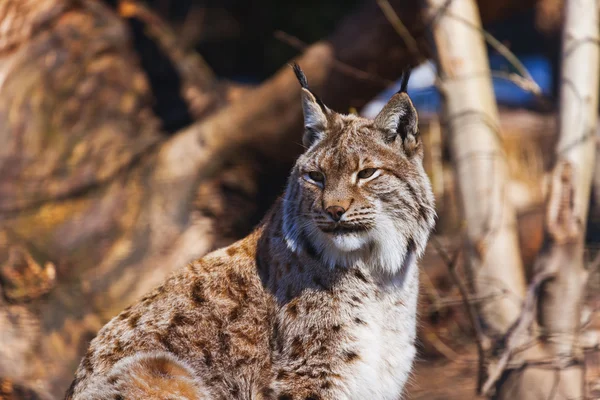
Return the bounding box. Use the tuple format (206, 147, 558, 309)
(539, 0, 599, 349)
(424, 0, 599, 398)
(423, 0, 527, 336)
(497, 0, 599, 398)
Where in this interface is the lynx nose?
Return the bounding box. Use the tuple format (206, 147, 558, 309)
(325, 205, 346, 222)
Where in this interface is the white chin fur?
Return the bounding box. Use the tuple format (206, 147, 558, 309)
(327, 231, 370, 252)
(306, 213, 421, 274)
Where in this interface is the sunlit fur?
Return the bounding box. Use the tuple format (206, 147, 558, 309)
(67, 69, 436, 400)
(75, 352, 209, 399)
(283, 112, 436, 275)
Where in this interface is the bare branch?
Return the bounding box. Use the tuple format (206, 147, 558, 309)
(430, 236, 488, 393)
(274, 31, 394, 87)
(376, 0, 421, 61)
(424, 0, 527, 336)
(481, 267, 556, 395)
(491, 71, 545, 96)
(427, 2, 542, 95)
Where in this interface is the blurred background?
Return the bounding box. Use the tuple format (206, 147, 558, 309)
(0, 0, 598, 399)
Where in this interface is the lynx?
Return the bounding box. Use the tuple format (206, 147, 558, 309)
(65, 64, 435, 400)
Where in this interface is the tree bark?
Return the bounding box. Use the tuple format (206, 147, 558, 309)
(540, 0, 598, 359)
(423, 0, 527, 336)
(496, 0, 599, 398)
(424, 0, 599, 398)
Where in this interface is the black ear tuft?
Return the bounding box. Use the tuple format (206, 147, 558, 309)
(292, 63, 309, 89)
(398, 68, 411, 94)
(374, 71, 420, 156)
(291, 63, 327, 112)
(293, 63, 331, 148)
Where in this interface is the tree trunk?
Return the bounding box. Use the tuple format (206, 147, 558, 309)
(540, 0, 598, 365)
(424, 0, 599, 398)
(423, 0, 527, 336)
(496, 0, 599, 398)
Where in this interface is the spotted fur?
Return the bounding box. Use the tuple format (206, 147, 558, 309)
(66, 65, 435, 400)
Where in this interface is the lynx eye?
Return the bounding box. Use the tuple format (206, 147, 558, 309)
(357, 168, 378, 180)
(307, 171, 325, 183)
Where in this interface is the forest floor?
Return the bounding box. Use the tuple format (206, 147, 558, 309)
(411, 349, 479, 399)
(408, 238, 600, 399)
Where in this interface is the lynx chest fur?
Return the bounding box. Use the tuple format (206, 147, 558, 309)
(66, 65, 435, 400)
(264, 239, 421, 400)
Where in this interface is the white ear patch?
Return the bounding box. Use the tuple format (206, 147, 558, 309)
(301, 88, 328, 148)
(373, 92, 420, 155)
(376, 105, 405, 133)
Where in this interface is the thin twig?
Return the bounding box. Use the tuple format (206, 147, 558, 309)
(178, 6, 206, 50)
(425, 1, 542, 96)
(588, 248, 600, 271)
(426, 292, 506, 311)
(429, 236, 458, 266)
(375, 0, 421, 61)
(549, 368, 561, 400)
(491, 71, 544, 96)
(430, 236, 488, 392)
(424, 330, 463, 361)
(421, 267, 444, 312)
(445, 12, 542, 96)
(480, 267, 556, 396)
(425, 0, 455, 30)
(274, 31, 393, 87)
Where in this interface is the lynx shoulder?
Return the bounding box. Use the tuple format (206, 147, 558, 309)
(66, 65, 435, 400)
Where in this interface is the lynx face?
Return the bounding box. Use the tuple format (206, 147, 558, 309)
(283, 68, 435, 273)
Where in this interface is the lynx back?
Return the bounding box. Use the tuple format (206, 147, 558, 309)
(66, 65, 435, 400)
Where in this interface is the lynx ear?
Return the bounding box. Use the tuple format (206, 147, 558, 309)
(374, 70, 420, 156)
(292, 63, 329, 148)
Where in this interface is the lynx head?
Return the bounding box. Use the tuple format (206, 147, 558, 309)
(282, 64, 435, 274)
